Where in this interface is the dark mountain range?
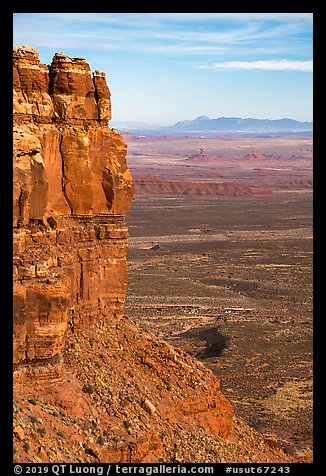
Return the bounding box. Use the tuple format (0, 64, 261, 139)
(168, 116, 313, 132)
(113, 116, 312, 138)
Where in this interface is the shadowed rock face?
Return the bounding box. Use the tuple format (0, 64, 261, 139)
(13, 46, 134, 373)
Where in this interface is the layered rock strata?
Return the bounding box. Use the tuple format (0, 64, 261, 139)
(13, 46, 134, 374)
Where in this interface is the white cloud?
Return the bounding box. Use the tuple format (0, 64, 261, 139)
(13, 13, 313, 67)
(201, 59, 313, 72)
(13, 12, 312, 51)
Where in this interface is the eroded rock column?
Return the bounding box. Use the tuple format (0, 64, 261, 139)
(13, 46, 134, 377)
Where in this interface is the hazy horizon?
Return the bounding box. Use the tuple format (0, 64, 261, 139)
(13, 13, 313, 124)
(110, 115, 313, 128)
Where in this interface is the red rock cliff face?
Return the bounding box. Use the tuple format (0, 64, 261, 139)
(13, 46, 134, 375)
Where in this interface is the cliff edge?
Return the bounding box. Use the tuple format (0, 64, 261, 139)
(13, 45, 133, 375)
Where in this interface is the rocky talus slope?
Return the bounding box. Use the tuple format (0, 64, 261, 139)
(13, 46, 301, 463)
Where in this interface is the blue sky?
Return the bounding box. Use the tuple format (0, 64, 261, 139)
(13, 13, 313, 125)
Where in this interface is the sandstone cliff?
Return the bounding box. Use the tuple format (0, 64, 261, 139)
(13, 45, 133, 375)
(13, 47, 299, 463)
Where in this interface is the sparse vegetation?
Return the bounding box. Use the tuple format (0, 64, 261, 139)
(123, 420, 132, 430)
(82, 384, 94, 395)
(97, 436, 106, 446)
(30, 415, 40, 424)
(23, 442, 30, 453)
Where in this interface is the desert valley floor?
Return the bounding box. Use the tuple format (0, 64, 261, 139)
(124, 134, 313, 456)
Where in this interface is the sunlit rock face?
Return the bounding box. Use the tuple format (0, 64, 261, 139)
(13, 46, 134, 374)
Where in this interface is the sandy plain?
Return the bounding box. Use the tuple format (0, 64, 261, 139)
(124, 135, 313, 457)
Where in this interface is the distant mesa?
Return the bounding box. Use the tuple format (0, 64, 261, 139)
(242, 150, 268, 161)
(133, 175, 272, 197)
(186, 149, 217, 163)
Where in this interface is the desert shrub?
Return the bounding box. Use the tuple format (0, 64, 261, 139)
(23, 442, 30, 453)
(123, 420, 132, 430)
(97, 436, 105, 446)
(82, 384, 94, 395)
